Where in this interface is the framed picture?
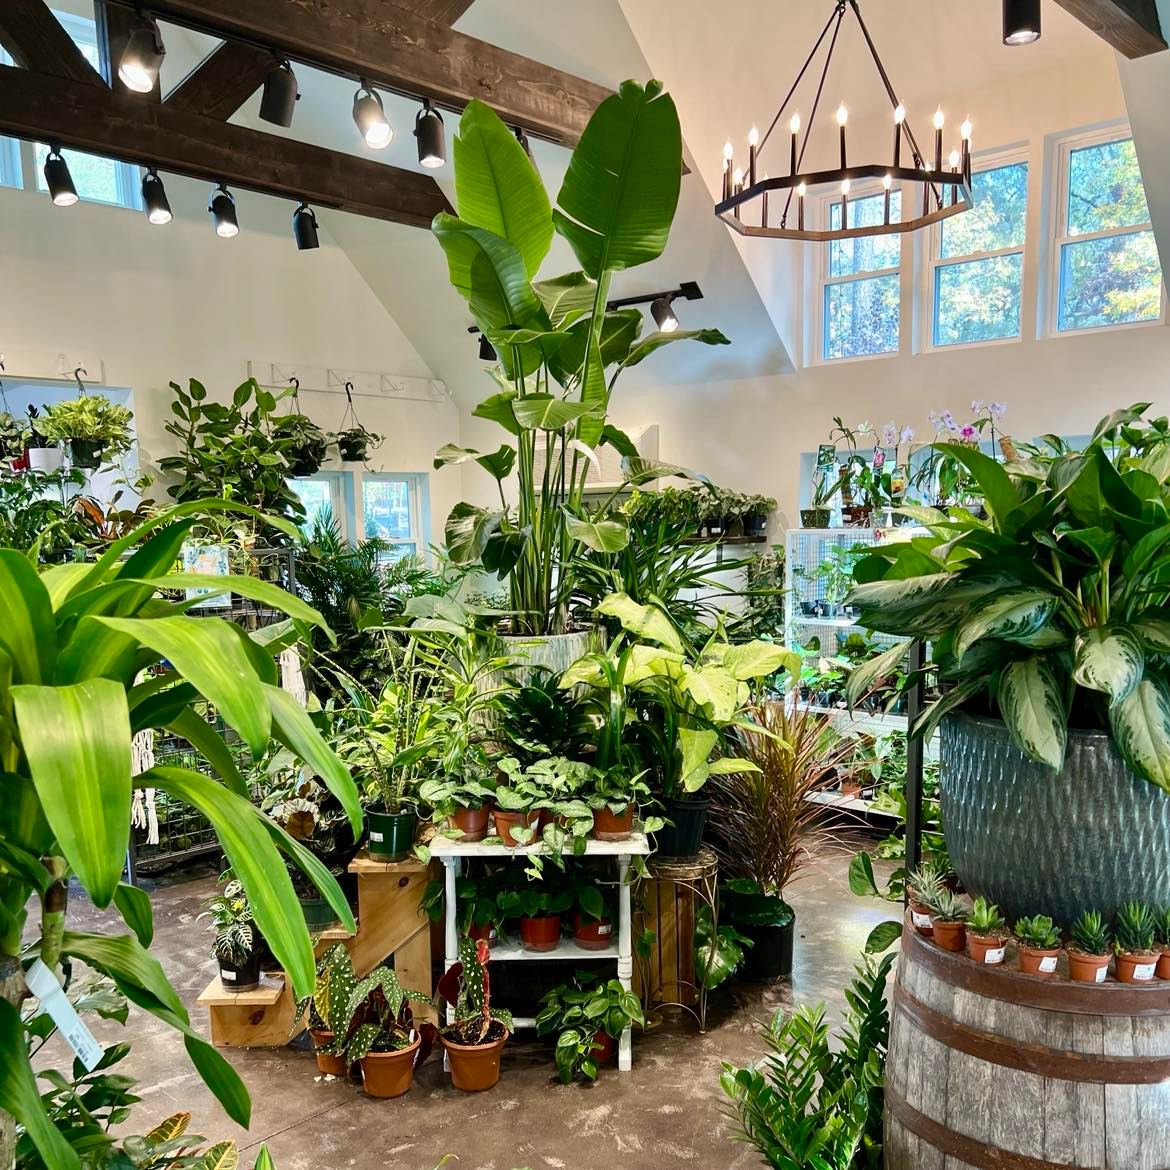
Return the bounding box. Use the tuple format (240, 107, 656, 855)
(816, 443, 837, 468)
(181, 543, 231, 609)
(872, 448, 886, 470)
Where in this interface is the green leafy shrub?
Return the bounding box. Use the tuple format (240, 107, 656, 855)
(535, 971, 644, 1083)
(37, 395, 133, 454)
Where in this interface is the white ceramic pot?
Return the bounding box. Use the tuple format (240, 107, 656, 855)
(27, 445, 63, 473)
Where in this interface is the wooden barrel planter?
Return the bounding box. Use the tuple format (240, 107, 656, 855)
(885, 914, 1170, 1170)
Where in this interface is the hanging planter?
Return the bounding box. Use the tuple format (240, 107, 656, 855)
(34, 379, 134, 473)
(273, 379, 329, 477)
(69, 437, 106, 469)
(333, 382, 385, 464)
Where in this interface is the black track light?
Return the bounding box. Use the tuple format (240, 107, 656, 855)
(514, 126, 533, 160)
(259, 59, 298, 127)
(43, 148, 77, 207)
(651, 296, 679, 333)
(478, 335, 497, 362)
(415, 101, 446, 169)
(292, 202, 320, 251)
(353, 81, 392, 149)
(1003, 0, 1041, 45)
(209, 183, 238, 238)
(142, 168, 172, 225)
(119, 11, 166, 93)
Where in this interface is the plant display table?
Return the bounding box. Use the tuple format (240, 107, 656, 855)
(430, 834, 650, 1071)
(886, 913, 1170, 1169)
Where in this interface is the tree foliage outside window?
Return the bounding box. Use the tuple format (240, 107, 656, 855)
(933, 162, 1028, 347)
(823, 191, 901, 360)
(1058, 137, 1161, 331)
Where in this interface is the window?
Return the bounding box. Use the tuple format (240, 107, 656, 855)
(0, 47, 20, 189)
(1052, 133, 1162, 333)
(290, 476, 340, 533)
(31, 12, 142, 209)
(363, 475, 421, 561)
(930, 160, 1028, 347)
(820, 189, 902, 360)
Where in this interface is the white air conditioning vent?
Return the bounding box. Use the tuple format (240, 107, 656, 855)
(533, 424, 660, 493)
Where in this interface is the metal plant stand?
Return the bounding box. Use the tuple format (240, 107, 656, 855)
(636, 848, 719, 1033)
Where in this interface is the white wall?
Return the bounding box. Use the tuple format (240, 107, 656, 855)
(0, 172, 462, 543)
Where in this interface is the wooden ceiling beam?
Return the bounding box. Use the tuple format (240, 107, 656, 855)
(102, 0, 613, 144)
(397, 0, 477, 24)
(0, 0, 104, 84)
(0, 63, 451, 228)
(167, 41, 275, 119)
(1051, 0, 1166, 57)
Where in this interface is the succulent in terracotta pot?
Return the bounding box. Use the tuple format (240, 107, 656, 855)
(1114, 901, 1159, 984)
(1066, 910, 1112, 984)
(966, 896, 1008, 966)
(1014, 914, 1062, 977)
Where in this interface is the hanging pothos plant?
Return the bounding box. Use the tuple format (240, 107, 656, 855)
(431, 86, 730, 636)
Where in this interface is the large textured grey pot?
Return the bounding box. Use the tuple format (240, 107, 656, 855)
(476, 629, 602, 727)
(940, 712, 1170, 923)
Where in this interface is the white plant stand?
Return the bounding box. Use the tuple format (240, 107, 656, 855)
(430, 833, 650, 1072)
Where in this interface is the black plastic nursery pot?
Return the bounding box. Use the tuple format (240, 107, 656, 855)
(800, 507, 831, 528)
(738, 918, 796, 982)
(69, 438, 105, 469)
(218, 950, 261, 993)
(743, 514, 767, 538)
(366, 808, 417, 860)
(338, 435, 369, 462)
(654, 796, 710, 859)
(300, 895, 340, 931)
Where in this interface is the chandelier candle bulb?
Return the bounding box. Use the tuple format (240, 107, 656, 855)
(961, 118, 973, 175)
(883, 173, 892, 224)
(840, 177, 850, 230)
(733, 167, 743, 219)
(789, 112, 801, 174)
(760, 172, 769, 227)
(722, 139, 733, 200)
(836, 101, 848, 168)
(893, 103, 905, 168)
(748, 125, 759, 185)
(797, 180, 806, 231)
(933, 106, 945, 170)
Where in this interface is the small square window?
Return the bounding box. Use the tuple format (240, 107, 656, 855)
(934, 254, 1023, 346)
(1058, 230, 1161, 331)
(829, 191, 901, 277)
(1067, 139, 1150, 236)
(824, 274, 900, 360)
(363, 478, 414, 542)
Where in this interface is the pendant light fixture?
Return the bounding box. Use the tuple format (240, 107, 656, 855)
(1003, 0, 1041, 45)
(415, 101, 446, 169)
(715, 0, 973, 242)
(209, 183, 238, 238)
(353, 81, 393, 148)
(478, 335, 497, 362)
(292, 202, 320, 250)
(142, 168, 172, 224)
(651, 296, 679, 333)
(514, 126, 533, 161)
(259, 59, 299, 127)
(43, 148, 78, 207)
(118, 10, 166, 94)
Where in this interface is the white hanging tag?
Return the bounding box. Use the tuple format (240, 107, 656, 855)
(279, 646, 308, 707)
(131, 728, 156, 777)
(145, 788, 159, 846)
(25, 959, 104, 1072)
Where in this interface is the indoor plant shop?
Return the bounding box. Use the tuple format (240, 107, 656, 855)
(2, 0, 1170, 1168)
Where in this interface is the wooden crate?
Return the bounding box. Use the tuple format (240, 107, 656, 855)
(196, 975, 295, 1048)
(634, 878, 697, 1008)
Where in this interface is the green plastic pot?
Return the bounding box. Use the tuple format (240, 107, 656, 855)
(300, 896, 340, 931)
(367, 808, 417, 860)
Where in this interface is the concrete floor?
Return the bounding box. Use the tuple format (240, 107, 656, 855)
(46, 840, 894, 1170)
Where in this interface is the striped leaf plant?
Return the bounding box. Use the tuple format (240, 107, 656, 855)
(0, 501, 361, 1170)
(844, 403, 1170, 791)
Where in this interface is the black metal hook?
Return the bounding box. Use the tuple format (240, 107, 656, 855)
(73, 365, 87, 396)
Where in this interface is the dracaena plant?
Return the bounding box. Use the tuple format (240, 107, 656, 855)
(846, 403, 1170, 791)
(430, 88, 729, 636)
(0, 501, 361, 1170)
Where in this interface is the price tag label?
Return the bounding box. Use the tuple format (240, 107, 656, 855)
(1039, 955, 1058, 973)
(911, 911, 932, 930)
(1133, 962, 1156, 981)
(984, 947, 1006, 965)
(25, 959, 103, 1072)
(598, 923, 612, 936)
(369, 831, 384, 843)
(1094, 965, 1108, 983)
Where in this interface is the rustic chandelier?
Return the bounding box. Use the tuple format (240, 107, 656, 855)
(715, 0, 974, 243)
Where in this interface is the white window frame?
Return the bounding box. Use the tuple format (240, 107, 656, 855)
(810, 180, 905, 366)
(1045, 124, 1165, 339)
(922, 148, 1029, 353)
(361, 472, 426, 561)
(26, 11, 143, 211)
(290, 471, 349, 538)
(0, 46, 20, 189)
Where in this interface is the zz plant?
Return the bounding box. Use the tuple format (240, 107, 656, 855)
(431, 89, 729, 635)
(847, 404, 1170, 790)
(0, 501, 361, 1169)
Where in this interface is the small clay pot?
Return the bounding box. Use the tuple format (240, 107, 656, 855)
(449, 806, 489, 842)
(967, 934, 1008, 966)
(493, 808, 541, 848)
(519, 914, 562, 952)
(1018, 945, 1061, 977)
(1158, 948, 1170, 980)
(908, 900, 934, 937)
(360, 1037, 421, 1098)
(931, 919, 966, 953)
(309, 1028, 347, 1077)
(592, 805, 634, 841)
(1067, 949, 1112, 984)
(441, 1031, 508, 1092)
(573, 912, 614, 951)
(1115, 951, 1160, 984)
(592, 1031, 615, 1065)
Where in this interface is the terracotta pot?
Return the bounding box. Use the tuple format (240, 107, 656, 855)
(841, 504, 874, 528)
(449, 806, 489, 842)
(593, 805, 634, 841)
(309, 1028, 347, 1077)
(519, 914, 562, 952)
(967, 934, 1008, 966)
(908, 900, 934, 937)
(573, 912, 614, 951)
(1158, 948, 1170, 980)
(592, 1031, 615, 1065)
(1018, 945, 1061, 977)
(441, 1031, 507, 1091)
(1115, 951, 1160, 984)
(360, 1037, 421, 1098)
(931, 919, 966, 953)
(493, 808, 541, 848)
(468, 922, 497, 944)
(1067, 949, 1112, 984)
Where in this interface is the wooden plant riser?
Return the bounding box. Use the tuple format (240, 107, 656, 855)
(885, 913, 1170, 1170)
(635, 877, 697, 1008)
(198, 852, 435, 1047)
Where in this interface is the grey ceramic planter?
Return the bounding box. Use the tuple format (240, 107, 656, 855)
(940, 713, 1170, 923)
